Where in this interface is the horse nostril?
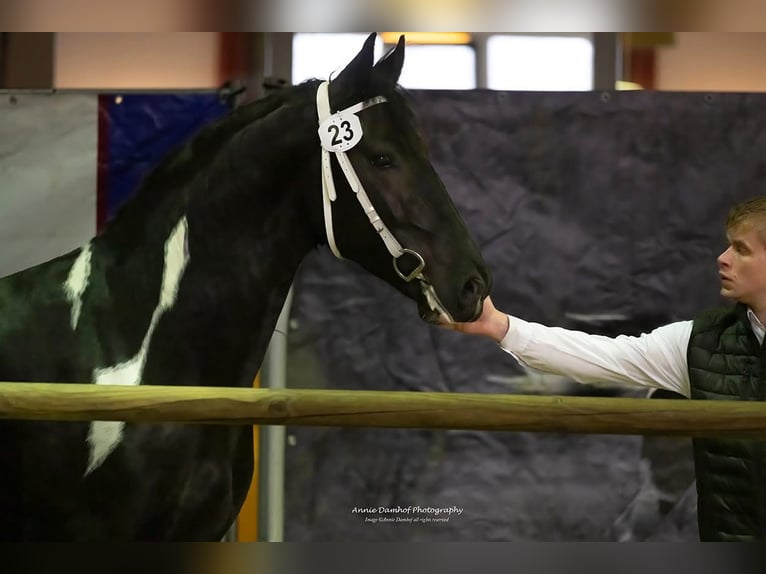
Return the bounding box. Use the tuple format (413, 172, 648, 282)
(460, 275, 485, 305)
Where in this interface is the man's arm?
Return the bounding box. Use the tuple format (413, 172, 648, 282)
(501, 315, 692, 397)
(446, 297, 692, 397)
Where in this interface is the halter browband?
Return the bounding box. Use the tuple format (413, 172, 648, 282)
(315, 81, 425, 283)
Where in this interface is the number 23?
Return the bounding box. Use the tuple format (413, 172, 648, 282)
(328, 120, 354, 145)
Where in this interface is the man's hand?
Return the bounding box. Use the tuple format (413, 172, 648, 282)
(440, 296, 509, 342)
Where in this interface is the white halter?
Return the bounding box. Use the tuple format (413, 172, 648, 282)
(315, 81, 425, 282)
(315, 81, 453, 322)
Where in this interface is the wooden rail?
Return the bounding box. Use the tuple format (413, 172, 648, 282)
(0, 382, 765, 438)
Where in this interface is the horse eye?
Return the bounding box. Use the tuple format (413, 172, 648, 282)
(371, 154, 393, 168)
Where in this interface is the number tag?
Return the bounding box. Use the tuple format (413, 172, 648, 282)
(318, 112, 363, 152)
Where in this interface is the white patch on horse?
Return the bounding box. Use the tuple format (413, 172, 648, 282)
(85, 217, 190, 476)
(63, 244, 92, 330)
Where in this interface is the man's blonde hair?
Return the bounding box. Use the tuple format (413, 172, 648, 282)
(726, 197, 766, 243)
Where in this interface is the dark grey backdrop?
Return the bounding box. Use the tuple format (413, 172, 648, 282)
(282, 90, 766, 541)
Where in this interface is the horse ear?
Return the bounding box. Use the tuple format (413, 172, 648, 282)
(329, 32, 377, 108)
(372, 34, 405, 86)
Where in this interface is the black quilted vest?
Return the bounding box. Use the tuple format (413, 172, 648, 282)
(687, 303, 766, 541)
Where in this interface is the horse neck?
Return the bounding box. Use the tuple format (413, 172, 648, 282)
(93, 97, 323, 386)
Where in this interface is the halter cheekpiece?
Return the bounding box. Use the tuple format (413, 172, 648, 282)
(315, 81, 426, 283)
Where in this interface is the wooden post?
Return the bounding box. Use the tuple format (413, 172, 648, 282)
(236, 374, 260, 542)
(1, 33, 54, 88)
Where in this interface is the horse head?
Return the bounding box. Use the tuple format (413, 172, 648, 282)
(309, 32, 491, 324)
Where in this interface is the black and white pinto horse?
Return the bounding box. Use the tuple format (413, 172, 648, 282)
(0, 33, 490, 540)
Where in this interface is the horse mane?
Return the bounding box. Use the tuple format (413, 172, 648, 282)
(99, 81, 322, 242)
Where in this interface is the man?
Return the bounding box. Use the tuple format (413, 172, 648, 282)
(445, 196, 766, 541)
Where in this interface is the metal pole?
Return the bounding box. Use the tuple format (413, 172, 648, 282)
(258, 286, 293, 542)
(473, 33, 489, 90)
(592, 32, 622, 90)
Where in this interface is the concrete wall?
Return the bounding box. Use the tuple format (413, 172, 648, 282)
(656, 32, 766, 92)
(54, 33, 220, 89)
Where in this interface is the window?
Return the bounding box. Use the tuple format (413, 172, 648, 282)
(292, 33, 596, 92)
(396, 44, 476, 90)
(486, 34, 594, 91)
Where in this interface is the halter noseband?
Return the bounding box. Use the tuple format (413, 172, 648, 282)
(315, 81, 426, 283)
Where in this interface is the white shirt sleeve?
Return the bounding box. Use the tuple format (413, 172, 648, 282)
(498, 316, 693, 398)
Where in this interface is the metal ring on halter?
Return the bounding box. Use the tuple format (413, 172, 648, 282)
(393, 249, 426, 282)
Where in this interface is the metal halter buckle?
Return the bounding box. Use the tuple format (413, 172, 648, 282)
(393, 249, 426, 282)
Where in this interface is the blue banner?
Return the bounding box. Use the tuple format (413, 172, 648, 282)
(97, 93, 233, 229)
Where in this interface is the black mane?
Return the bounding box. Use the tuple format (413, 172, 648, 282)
(101, 81, 322, 241)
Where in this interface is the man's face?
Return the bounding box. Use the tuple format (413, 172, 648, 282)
(717, 221, 766, 307)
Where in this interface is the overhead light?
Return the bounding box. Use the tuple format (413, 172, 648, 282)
(380, 32, 472, 45)
(616, 80, 644, 90)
